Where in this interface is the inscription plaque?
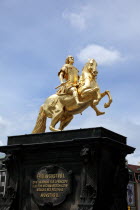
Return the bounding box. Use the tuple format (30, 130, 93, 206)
(31, 165, 71, 206)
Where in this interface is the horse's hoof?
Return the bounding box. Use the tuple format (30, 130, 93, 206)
(104, 103, 109, 108)
(96, 111, 105, 116)
(49, 126, 61, 132)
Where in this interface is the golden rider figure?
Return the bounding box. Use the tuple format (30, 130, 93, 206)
(57, 56, 83, 105)
(32, 57, 112, 133)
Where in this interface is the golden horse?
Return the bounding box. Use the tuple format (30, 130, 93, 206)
(32, 59, 112, 133)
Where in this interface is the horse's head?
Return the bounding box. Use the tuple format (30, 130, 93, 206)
(87, 59, 98, 77)
(82, 59, 98, 78)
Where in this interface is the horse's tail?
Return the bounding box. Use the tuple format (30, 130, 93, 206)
(32, 105, 47, 134)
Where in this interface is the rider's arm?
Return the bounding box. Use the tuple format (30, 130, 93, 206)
(58, 65, 67, 83)
(59, 71, 65, 83)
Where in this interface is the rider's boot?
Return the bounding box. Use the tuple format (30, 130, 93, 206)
(74, 96, 84, 105)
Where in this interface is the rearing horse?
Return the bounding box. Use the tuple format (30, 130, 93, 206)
(32, 59, 112, 133)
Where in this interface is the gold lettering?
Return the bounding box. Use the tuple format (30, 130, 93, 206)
(46, 188, 51, 191)
(32, 181, 38, 184)
(40, 193, 59, 198)
(37, 173, 65, 179)
(37, 174, 45, 179)
(51, 188, 64, 192)
(54, 180, 68, 184)
(37, 188, 46, 191)
(32, 173, 69, 196)
(50, 180, 54, 183)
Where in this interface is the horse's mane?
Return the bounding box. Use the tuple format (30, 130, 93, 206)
(82, 62, 89, 72)
(82, 59, 97, 72)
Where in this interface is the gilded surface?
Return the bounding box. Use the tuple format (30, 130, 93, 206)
(32, 56, 112, 133)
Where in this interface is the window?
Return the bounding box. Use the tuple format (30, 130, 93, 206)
(0, 170, 6, 196)
(137, 174, 140, 181)
(129, 173, 134, 182)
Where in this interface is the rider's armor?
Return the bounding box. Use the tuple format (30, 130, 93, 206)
(57, 64, 79, 95)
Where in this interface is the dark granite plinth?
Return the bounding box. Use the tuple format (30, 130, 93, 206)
(0, 127, 135, 210)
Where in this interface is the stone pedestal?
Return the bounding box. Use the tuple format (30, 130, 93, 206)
(0, 127, 135, 210)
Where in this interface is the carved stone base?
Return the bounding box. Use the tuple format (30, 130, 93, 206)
(0, 127, 135, 210)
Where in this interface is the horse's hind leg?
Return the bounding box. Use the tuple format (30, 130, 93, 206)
(59, 115, 73, 131)
(99, 91, 112, 108)
(93, 91, 102, 105)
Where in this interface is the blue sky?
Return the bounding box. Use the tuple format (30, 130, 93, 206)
(0, 0, 140, 163)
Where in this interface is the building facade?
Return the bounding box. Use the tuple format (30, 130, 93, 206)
(127, 164, 140, 210)
(0, 157, 6, 197)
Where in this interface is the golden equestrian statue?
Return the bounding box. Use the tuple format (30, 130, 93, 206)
(32, 56, 112, 133)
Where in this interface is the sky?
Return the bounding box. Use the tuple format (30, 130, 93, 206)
(0, 0, 140, 164)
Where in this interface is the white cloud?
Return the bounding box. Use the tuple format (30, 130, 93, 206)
(0, 97, 44, 146)
(77, 44, 123, 66)
(63, 12, 86, 30)
(0, 141, 3, 146)
(127, 154, 140, 165)
(62, 1, 140, 43)
(0, 112, 37, 146)
(0, 116, 8, 132)
(62, 5, 93, 30)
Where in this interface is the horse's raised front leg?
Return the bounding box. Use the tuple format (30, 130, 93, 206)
(59, 115, 73, 131)
(90, 103, 105, 116)
(100, 90, 112, 108)
(93, 91, 101, 106)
